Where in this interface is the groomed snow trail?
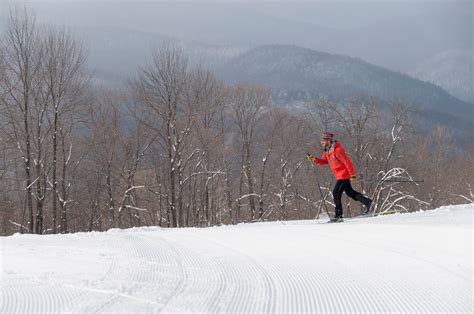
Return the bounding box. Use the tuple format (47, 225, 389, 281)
(1, 204, 473, 313)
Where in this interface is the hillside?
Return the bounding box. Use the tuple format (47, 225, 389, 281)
(1, 204, 472, 313)
(410, 49, 473, 104)
(216, 45, 473, 130)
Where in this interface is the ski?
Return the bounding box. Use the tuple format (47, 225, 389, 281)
(327, 217, 344, 223)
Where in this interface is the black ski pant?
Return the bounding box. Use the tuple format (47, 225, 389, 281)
(333, 179, 371, 218)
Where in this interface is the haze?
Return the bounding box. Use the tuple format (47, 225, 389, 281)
(1, 0, 472, 80)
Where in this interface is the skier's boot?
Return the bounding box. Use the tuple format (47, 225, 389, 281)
(364, 198, 373, 215)
(356, 194, 373, 215)
(328, 216, 344, 223)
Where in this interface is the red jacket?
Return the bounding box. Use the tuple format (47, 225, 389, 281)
(313, 141, 355, 180)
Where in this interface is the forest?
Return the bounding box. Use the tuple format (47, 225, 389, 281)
(1, 9, 472, 235)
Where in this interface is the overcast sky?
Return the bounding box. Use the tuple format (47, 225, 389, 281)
(1, 0, 471, 72)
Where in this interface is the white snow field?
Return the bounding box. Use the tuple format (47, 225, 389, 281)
(1, 204, 473, 313)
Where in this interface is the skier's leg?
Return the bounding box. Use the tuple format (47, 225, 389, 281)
(345, 182, 373, 213)
(345, 182, 361, 200)
(332, 180, 346, 218)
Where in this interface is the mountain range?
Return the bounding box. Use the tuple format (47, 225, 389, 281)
(1, 19, 471, 136)
(60, 26, 474, 134)
(215, 45, 472, 131)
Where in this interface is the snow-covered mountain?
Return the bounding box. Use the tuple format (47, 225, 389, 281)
(410, 49, 473, 104)
(1, 204, 472, 313)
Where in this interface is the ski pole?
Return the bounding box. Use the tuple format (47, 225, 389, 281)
(360, 179, 424, 183)
(307, 154, 330, 216)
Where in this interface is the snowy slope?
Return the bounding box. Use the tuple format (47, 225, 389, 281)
(1, 204, 473, 313)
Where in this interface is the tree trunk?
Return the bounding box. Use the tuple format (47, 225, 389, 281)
(60, 135, 68, 233)
(23, 104, 34, 233)
(52, 108, 58, 233)
(244, 141, 256, 219)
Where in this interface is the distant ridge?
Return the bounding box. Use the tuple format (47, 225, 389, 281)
(216, 45, 472, 129)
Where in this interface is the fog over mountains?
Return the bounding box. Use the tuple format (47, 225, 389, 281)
(217, 45, 471, 112)
(410, 49, 473, 104)
(3, 0, 470, 70)
(1, 0, 471, 124)
(216, 45, 472, 132)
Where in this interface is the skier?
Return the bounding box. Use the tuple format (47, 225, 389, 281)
(307, 132, 373, 222)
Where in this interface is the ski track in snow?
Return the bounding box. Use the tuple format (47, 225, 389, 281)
(1, 205, 473, 313)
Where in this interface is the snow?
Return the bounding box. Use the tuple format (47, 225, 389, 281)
(1, 204, 473, 313)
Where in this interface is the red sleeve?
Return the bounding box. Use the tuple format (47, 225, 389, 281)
(315, 153, 328, 165)
(335, 147, 355, 176)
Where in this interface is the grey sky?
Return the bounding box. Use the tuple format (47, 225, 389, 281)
(1, 0, 471, 73)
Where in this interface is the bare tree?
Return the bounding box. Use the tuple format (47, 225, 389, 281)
(305, 96, 336, 134)
(132, 45, 197, 227)
(329, 96, 380, 175)
(41, 26, 88, 233)
(0, 8, 42, 233)
(185, 69, 227, 226)
(115, 101, 156, 229)
(271, 111, 306, 220)
(409, 125, 456, 209)
(84, 89, 125, 230)
(365, 101, 428, 214)
(230, 84, 271, 221)
(218, 88, 235, 224)
(451, 143, 474, 203)
(56, 114, 90, 233)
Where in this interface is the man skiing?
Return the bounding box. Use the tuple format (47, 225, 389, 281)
(307, 132, 373, 222)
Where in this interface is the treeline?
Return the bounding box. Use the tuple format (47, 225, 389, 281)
(0, 9, 472, 235)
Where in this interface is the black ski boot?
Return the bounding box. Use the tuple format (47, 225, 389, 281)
(328, 216, 344, 223)
(356, 194, 373, 215)
(363, 199, 373, 215)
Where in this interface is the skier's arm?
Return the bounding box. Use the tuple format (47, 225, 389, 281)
(315, 153, 328, 165)
(335, 147, 355, 176)
(307, 153, 327, 165)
